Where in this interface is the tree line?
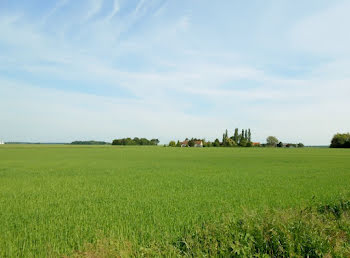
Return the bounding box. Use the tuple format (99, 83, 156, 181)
(330, 133, 350, 148)
(265, 136, 304, 148)
(169, 128, 254, 147)
(112, 138, 159, 146)
(71, 141, 109, 145)
(169, 129, 305, 148)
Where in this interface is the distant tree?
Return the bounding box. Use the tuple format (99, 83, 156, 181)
(239, 137, 247, 147)
(222, 129, 229, 145)
(214, 138, 221, 147)
(169, 141, 176, 147)
(139, 138, 148, 145)
(238, 130, 246, 146)
(233, 128, 239, 143)
(205, 141, 213, 147)
(244, 130, 248, 141)
(297, 143, 304, 148)
(277, 142, 284, 148)
(112, 137, 158, 146)
(72, 141, 109, 145)
(330, 133, 350, 148)
(266, 136, 279, 147)
(112, 139, 122, 145)
(188, 138, 195, 147)
(248, 129, 252, 143)
(125, 138, 135, 145)
(133, 137, 140, 145)
(150, 139, 160, 146)
(176, 140, 181, 147)
(225, 138, 237, 147)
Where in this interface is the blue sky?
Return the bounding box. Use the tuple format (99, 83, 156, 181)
(0, 0, 349, 144)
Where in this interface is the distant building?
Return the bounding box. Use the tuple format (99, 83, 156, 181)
(194, 140, 203, 147)
(252, 142, 260, 147)
(181, 140, 203, 147)
(181, 140, 189, 147)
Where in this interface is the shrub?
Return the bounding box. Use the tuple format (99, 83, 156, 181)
(330, 133, 350, 148)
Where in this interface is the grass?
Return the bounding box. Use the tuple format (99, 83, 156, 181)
(0, 145, 350, 256)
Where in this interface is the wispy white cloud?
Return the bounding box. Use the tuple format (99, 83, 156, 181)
(0, 0, 350, 144)
(104, 0, 120, 21)
(41, 0, 70, 25)
(84, 0, 104, 21)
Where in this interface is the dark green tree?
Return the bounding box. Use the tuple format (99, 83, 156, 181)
(188, 138, 195, 147)
(330, 133, 350, 148)
(233, 128, 239, 143)
(150, 139, 160, 145)
(240, 129, 244, 141)
(222, 129, 228, 145)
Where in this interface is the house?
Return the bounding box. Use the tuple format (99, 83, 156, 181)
(181, 140, 203, 147)
(252, 142, 260, 147)
(181, 140, 189, 147)
(194, 140, 203, 147)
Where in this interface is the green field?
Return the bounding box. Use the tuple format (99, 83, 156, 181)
(1, 145, 350, 256)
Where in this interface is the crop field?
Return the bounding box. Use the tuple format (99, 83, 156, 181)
(0, 145, 350, 257)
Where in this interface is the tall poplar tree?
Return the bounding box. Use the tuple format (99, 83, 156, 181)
(222, 129, 228, 145)
(233, 128, 239, 143)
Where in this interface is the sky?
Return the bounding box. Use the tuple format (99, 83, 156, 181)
(0, 0, 349, 145)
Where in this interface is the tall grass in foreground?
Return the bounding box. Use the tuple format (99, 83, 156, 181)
(0, 146, 350, 257)
(73, 199, 350, 257)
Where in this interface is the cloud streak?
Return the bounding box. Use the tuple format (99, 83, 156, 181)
(0, 0, 349, 144)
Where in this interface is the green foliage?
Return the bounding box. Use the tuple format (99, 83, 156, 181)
(171, 200, 350, 257)
(213, 138, 221, 147)
(277, 141, 284, 147)
(177, 128, 253, 148)
(176, 140, 181, 147)
(71, 141, 109, 145)
(222, 129, 229, 146)
(223, 138, 236, 147)
(169, 141, 176, 147)
(233, 128, 239, 143)
(330, 133, 350, 148)
(266, 136, 279, 147)
(112, 138, 159, 146)
(1, 146, 350, 256)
